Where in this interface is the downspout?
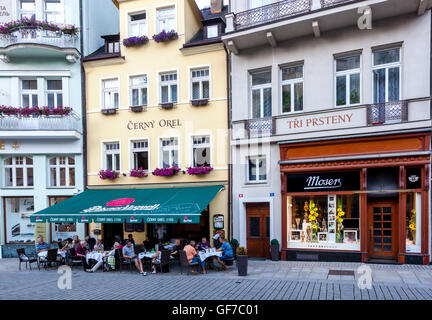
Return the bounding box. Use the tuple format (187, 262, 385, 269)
(224, 43, 232, 241)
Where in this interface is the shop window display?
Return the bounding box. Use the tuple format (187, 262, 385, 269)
(287, 194, 360, 250)
(406, 192, 421, 253)
(5, 197, 35, 243)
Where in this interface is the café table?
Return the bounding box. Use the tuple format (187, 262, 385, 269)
(198, 249, 222, 262)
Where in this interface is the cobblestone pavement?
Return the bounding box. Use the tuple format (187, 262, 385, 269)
(1, 258, 432, 300)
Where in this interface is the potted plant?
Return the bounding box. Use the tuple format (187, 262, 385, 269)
(230, 239, 239, 260)
(236, 246, 248, 276)
(186, 165, 213, 175)
(270, 239, 280, 261)
(152, 29, 178, 43)
(130, 167, 148, 178)
(98, 169, 119, 180)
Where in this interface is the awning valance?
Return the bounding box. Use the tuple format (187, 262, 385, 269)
(30, 186, 223, 224)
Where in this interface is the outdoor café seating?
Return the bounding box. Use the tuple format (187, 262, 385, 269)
(16, 248, 38, 271)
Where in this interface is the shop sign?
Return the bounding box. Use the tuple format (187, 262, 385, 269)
(406, 168, 422, 189)
(213, 214, 224, 229)
(287, 171, 360, 192)
(127, 119, 182, 131)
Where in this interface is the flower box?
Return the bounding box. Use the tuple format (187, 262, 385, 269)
(101, 108, 117, 115)
(0, 105, 72, 117)
(160, 103, 174, 110)
(130, 105, 145, 113)
(123, 36, 149, 47)
(130, 167, 148, 178)
(152, 30, 178, 43)
(99, 169, 119, 180)
(191, 99, 209, 107)
(152, 166, 181, 177)
(0, 17, 79, 36)
(187, 166, 214, 175)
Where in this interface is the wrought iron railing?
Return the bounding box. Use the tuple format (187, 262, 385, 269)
(0, 113, 81, 131)
(0, 27, 79, 49)
(234, 0, 312, 31)
(367, 101, 408, 125)
(245, 117, 276, 138)
(320, 0, 361, 8)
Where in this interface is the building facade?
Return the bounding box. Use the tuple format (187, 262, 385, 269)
(224, 0, 432, 264)
(83, 0, 229, 248)
(0, 0, 118, 257)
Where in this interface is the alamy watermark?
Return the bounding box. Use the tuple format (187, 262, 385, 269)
(57, 265, 72, 290)
(357, 264, 373, 290)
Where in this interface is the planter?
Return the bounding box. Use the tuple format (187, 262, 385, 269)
(236, 255, 248, 276)
(130, 105, 145, 112)
(191, 99, 209, 106)
(270, 244, 279, 261)
(101, 108, 117, 115)
(160, 103, 174, 110)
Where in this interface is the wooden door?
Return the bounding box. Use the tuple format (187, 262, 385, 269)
(368, 201, 398, 260)
(246, 203, 270, 258)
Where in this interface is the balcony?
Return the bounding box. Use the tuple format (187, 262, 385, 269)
(367, 101, 408, 126)
(0, 28, 80, 63)
(0, 113, 81, 139)
(224, 0, 426, 52)
(244, 117, 276, 138)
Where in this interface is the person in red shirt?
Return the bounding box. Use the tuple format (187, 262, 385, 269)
(75, 241, 90, 271)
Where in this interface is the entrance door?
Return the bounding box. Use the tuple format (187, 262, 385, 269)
(103, 223, 123, 249)
(368, 201, 398, 260)
(246, 203, 270, 258)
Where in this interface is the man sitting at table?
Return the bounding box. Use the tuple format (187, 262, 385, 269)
(196, 237, 211, 251)
(123, 240, 146, 276)
(76, 240, 91, 271)
(184, 240, 206, 274)
(216, 236, 233, 271)
(35, 236, 50, 253)
(170, 239, 183, 259)
(86, 242, 119, 273)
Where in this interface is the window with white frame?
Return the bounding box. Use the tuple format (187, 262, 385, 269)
(102, 79, 119, 109)
(49, 156, 75, 187)
(130, 75, 148, 106)
(106, 40, 120, 54)
(4, 156, 34, 187)
(104, 142, 120, 171)
(373, 47, 401, 103)
(129, 12, 147, 37)
(44, 0, 63, 24)
(206, 25, 219, 38)
(156, 6, 176, 32)
(131, 140, 149, 171)
(250, 70, 272, 119)
(21, 79, 38, 107)
(281, 65, 303, 113)
(191, 68, 210, 100)
(335, 55, 361, 107)
(19, 0, 36, 19)
(160, 138, 178, 168)
(160, 72, 177, 104)
(247, 156, 267, 183)
(46, 79, 63, 106)
(192, 136, 210, 167)
(249, 0, 272, 9)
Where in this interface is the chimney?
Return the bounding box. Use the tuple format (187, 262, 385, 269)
(210, 0, 223, 14)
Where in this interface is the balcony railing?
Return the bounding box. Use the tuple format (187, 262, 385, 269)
(366, 101, 409, 125)
(0, 28, 79, 49)
(0, 114, 81, 132)
(245, 117, 276, 138)
(320, 0, 360, 9)
(234, 0, 312, 31)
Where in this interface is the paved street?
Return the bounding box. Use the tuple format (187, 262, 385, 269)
(1, 258, 432, 300)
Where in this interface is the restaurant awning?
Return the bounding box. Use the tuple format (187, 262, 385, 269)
(30, 186, 223, 224)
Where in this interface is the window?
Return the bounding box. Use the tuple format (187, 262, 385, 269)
(281, 65, 303, 113)
(192, 136, 210, 167)
(107, 41, 120, 54)
(21, 79, 38, 107)
(160, 138, 178, 168)
(50, 196, 75, 242)
(129, 12, 147, 37)
(160, 72, 177, 103)
(5, 197, 35, 244)
(335, 55, 361, 107)
(102, 79, 119, 109)
(46, 79, 63, 107)
(49, 156, 75, 187)
(406, 192, 421, 253)
(104, 142, 120, 171)
(373, 47, 401, 103)
(247, 156, 267, 183)
(249, 0, 272, 9)
(156, 6, 176, 32)
(4, 156, 34, 187)
(19, 0, 36, 19)
(130, 75, 148, 106)
(44, 0, 63, 24)
(131, 140, 149, 171)
(206, 25, 219, 38)
(250, 70, 272, 119)
(191, 68, 209, 100)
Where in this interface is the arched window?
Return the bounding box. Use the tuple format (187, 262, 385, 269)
(49, 156, 75, 187)
(4, 156, 34, 187)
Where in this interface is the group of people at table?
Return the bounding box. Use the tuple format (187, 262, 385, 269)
(35, 233, 234, 276)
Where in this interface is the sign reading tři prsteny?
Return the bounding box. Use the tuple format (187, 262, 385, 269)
(286, 171, 361, 193)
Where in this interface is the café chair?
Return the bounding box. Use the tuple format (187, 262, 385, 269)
(16, 248, 38, 271)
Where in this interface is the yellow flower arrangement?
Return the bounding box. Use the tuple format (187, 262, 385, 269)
(309, 200, 320, 242)
(336, 201, 345, 243)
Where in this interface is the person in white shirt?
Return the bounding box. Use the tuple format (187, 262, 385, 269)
(87, 242, 118, 273)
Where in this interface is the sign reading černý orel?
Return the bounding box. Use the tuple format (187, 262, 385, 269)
(286, 171, 361, 193)
(127, 119, 182, 131)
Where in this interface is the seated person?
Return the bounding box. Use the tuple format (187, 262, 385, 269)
(61, 238, 73, 263)
(127, 234, 136, 246)
(35, 236, 50, 253)
(196, 237, 211, 251)
(216, 236, 233, 271)
(87, 242, 119, 273)
(184, 240, 206, 274)
(76, 240, 91, 270)
(213, 233, 222, 250)
(72, 235, 81, 250)
(94, 240, 104, 252)
(151, 243, 165, 274)
(85, 236, 96, 251)
(143, 235, 152, 251)
(123, 240, 146, 276)
(170, 239, 183, 258)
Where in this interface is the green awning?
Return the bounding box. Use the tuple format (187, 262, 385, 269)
(31, 186, 223, 224)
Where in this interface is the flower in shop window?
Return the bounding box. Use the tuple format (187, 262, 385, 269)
(336, 201, 345, 243)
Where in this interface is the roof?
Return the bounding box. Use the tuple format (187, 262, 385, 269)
(201, 5, 228, 22)
(83, 34, 121, 61)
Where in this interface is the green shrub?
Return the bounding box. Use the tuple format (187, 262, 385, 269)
(237, 246, 247, 256)
(270, 239, 279, 246)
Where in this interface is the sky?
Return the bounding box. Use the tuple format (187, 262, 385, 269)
(196, 0, 210, 9)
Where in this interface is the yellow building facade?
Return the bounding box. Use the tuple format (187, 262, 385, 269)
(83, 0, 229, 246)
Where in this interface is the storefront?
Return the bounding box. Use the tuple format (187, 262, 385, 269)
(280, 132, 430, 265)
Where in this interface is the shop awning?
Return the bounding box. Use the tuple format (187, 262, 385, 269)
(30, 186, 223, 224)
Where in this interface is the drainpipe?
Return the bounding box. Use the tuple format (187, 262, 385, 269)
(224, 43, 232, 241)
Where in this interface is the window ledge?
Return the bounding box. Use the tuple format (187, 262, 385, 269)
(190, 99, 209, 106)
(101, 108, 117, 115)
(244, 181, 268, 185)
(129, 105, 147, 112)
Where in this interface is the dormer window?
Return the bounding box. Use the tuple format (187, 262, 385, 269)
(205, 24, 219, 39)
(102, 34, 121, 54)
